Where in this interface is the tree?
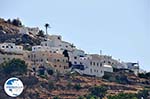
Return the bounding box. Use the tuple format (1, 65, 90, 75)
(12, 18, 22, 27)
(44, 23, 50, 38)
(137, 89, 150, 99)
(7, 19, 11, 24)
(38, 66, 46, 76)
(1, 58, 27, 75)
(89, 86, 107, 98)
(47, 68, 54, 75)
(74, 84, 81, 91)
(107, 93, 137, 99)
(63, 50, 69, 60)
(37, 30, 45, 37)
(53, 96, 60, 99)
(138, 72, 150, 79)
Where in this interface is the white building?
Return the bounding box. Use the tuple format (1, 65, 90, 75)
(32, 35, 76, 54)
(125, 62, 140, 75)
(42, 35, 75, 51)
(32, 45, 63, 54)
(72, 55, 113, 77)
(19, 27, 39, 36)
(69, 48, 85, 65)
(103, 64, 113, 73)
(0, 43, 23, 53)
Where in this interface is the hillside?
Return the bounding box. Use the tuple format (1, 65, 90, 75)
(0, 69, 150, 99)
(0, 18, 150, 99)
(0, 18, 44, 50)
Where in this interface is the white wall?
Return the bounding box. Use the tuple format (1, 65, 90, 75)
(0, 43, 23, 53)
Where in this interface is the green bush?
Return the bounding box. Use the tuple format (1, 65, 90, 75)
(137, 89, 150, 99)
(53, 96, 60, 99)
(108, 93, 137, 99)
(1, 58, 27, 75)
(89, 86, 107, 98)
(138, 72, 150, 79)
(74, 83, 81, 91)
(47, 69, 54, 75)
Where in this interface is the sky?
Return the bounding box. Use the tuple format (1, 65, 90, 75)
(1, 0, 150, 71)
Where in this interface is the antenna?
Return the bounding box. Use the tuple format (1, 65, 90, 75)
(100, 50, 102, 55)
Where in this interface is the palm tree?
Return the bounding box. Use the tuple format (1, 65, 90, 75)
(44, 23, 50, 38)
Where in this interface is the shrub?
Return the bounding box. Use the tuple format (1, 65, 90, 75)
(89, 86, 107, 98)
(74, 84, 81, 91)
(107, 93, 137, 99)
(1, 58, 27, 75)
(47, 69, 54, 75)
(53, 96, 60, 99)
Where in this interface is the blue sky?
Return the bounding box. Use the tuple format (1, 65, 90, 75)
(1, 0, 150, 71)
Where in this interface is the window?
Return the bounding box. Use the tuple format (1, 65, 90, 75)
(93, 62, 95, 66)
(74, 61, 77, 64)
(100, 63, 102, 67)
(59, 65, 61, 67)
(66, 60, 68, 63)
(6, 46, 8, 48)
(90, 69, 92, 73)
(58, 37, 61, 40)
(11, 46, 13, 48)
(3, 58, 5, 60)
(54, 65, 57, 67)
(74, 56, 77, 59)
(97, 63, 99, 66)
(45, 43, 47, 46)
(57, 59, 60, 62)
(2, 46, 4, 48)
(64, 66, 66, 69)
(90, 61, 92, 65)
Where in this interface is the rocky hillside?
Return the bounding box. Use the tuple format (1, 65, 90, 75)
(0, 69, 150, 99)
(0, 18, 45, 50)
(0, 18, 150, 99)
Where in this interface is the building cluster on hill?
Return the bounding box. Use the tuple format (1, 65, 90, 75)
(0, 32, 142, 77)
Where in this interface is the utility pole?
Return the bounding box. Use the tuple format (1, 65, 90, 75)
(100, 50, 102, 55)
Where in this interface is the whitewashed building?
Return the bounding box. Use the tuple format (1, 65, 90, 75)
(19, 27, 39, 36)
(0, 43, 23, 53)
(32, 35, 76, 53)
(125, 62, 140, 75)
(71, 55, 113, 77)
